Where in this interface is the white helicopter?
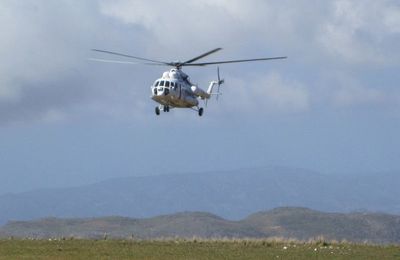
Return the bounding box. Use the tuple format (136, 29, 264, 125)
(91, 48, 286, 116)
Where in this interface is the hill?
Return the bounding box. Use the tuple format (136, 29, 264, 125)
(0, 167, 399, 224)
(2, 207, 400, 244)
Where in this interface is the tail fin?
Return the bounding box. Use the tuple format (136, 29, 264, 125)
(206, 67, 224, 99)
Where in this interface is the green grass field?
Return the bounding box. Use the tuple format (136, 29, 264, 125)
(0, 239, 399, 259)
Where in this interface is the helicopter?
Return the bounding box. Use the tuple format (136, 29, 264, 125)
(91, 48, 286, 116)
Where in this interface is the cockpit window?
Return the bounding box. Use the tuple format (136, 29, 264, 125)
(165, 81, 170, 87)
(171, 82, 175, 87)
(160, 81, 165, 86)
(155, 81, 159, 87)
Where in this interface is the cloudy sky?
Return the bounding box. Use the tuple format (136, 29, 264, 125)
(1, 0, 400, 192)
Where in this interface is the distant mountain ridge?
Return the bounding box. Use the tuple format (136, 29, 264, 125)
(0, 167, 399, 224)
(2, 207, 400, 244)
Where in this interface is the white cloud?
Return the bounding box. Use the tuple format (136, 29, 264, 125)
(0, 2, 91, 97)
(222, 72, 309, 114)
(317, 0, 400, 64)
(99, 0, 317, 50)
(318, 71, 389, 107)
(257, 72, 310, 112)
(99, 0, 247, 51)
(0, 1, 106, 124)
(100, 0, 400, 66)
(333, 85, 386, 107)
(384, 7, 400, 34)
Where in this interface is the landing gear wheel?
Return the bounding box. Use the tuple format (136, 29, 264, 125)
(198, 107, 204, 117)
(155, 107, 160, 115)
(163, 106, 170, 112)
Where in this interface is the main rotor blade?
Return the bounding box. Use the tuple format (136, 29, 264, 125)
(88, 58, 168, 66)
(181, 48, 223, 65)
(184, 56, 287, 66)
(91, 49, 169, 65)
(88, 58, 142, 65)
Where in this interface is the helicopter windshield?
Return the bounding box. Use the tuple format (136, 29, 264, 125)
(165, 81, 170, 87)
(154, 81, 159, 87)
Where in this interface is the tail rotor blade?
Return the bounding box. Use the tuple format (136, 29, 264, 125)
(216, 67, 224, 101)
(217, 67, 220, 101)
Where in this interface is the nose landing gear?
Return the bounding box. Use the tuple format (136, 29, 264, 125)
(155, 105, 170, 115)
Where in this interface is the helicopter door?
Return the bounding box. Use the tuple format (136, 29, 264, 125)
(178, 83, 182, 99)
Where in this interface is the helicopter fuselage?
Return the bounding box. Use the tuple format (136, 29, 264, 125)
(150, 68, 213, 109)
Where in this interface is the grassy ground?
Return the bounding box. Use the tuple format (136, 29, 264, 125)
(0, 239, 399, 259)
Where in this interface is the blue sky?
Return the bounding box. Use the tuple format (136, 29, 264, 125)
(0, 0, 400, 193)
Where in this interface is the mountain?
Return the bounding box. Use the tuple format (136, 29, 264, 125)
(2, 207, 400, 244)
(244, 207, 400, 244)
(0, 167, 399, 224)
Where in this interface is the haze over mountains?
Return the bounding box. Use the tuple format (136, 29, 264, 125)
(0, 167, 399, 225)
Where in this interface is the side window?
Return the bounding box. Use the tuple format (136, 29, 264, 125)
(171, 82, 175, 87)
(160, 81, 165, 86)
(165, 81, 170, 87)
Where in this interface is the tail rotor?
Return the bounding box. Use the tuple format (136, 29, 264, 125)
(216, 67, 224, 101)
